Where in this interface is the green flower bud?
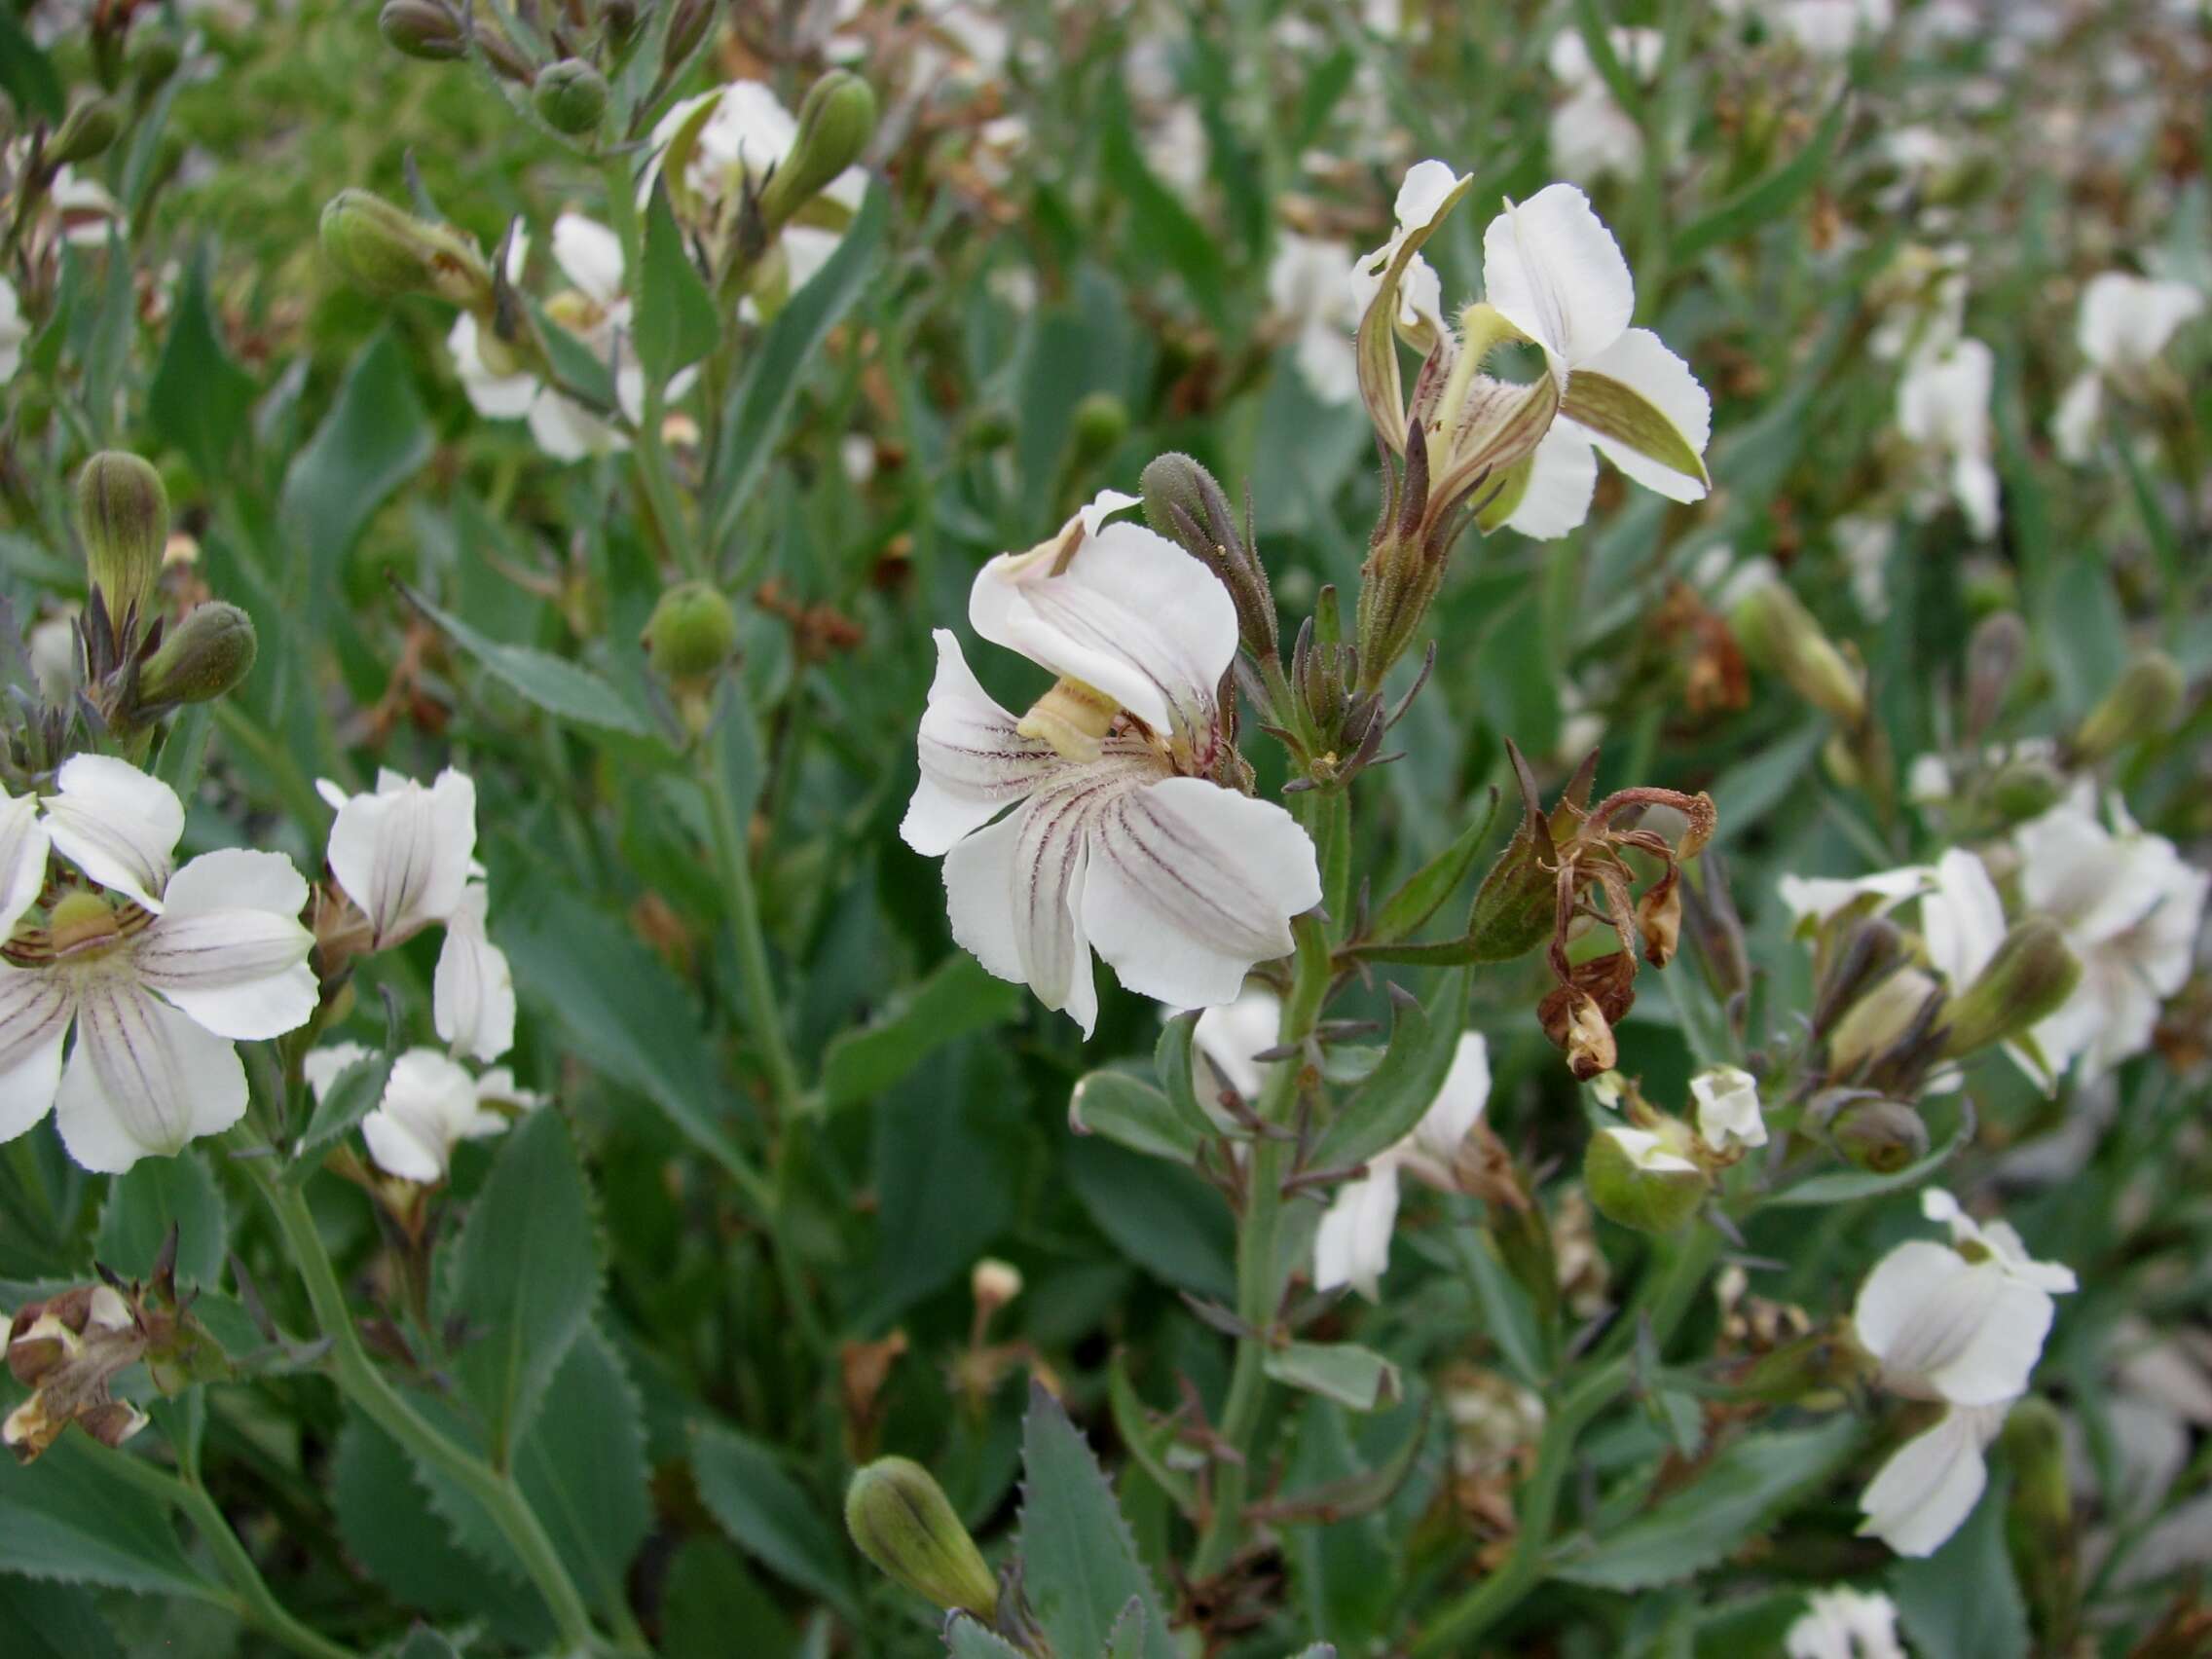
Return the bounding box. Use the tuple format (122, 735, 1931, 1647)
(379, 0, 467, 59)
(1827, 967, 1941, 1078)
(959, 408, 1016, 454)
(844, 1456, 998, 1619)
(534, 58, 608, 135)
(1584, 1123, 1707, 1234)
(130, 30, 184, 92)
(319, 189, 493, 311)
(1941, 918, 2081, 1058)
(600, 0, 642, 50)
(1964, 610, 2027, 738)
(1730, 581, 1866, 726)
(139, 603, 257, 709)
(759, 72, 877, 229)
(50, 98, 123, 167)
(77, 452, 167, 632)
(1986, 757, 2065, 825)
(1068, 392, 1129, 463)
(643, 582, 737, 682)
(1827, 1096, 1930, 1173)
(2073, 650, 2186, 762)
(1138, 450, 1276, 661)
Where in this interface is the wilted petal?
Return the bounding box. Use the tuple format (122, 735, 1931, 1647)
(1859, 1404, 2005, 1558)
(970, 522, 1237, 747)
(1313, 1162, 1403, 1300)
(1481, 183, 1634, 380)
(55, 983, 247, 1172)
(43, 756, 184, 913)
(0, 788, 50, 940)
(326, 769, 477, 948)
(1562, 326, 1712, 501)
(1691, 1064, 1765, 1152)
(0, 965, 71, 1143)
(433, 883, 516, 1064)
(902, 630, 1068, 856)
(1082, 777, 1322, 1012)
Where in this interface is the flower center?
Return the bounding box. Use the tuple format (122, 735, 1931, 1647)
(1017, 677, 1120, 764)
(47, 892, 126, 957)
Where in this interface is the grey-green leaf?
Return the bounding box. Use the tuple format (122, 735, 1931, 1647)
(689, 1421, 860, 1618)
(280, 329, 432, 615)
(293, 986, 402, 1165)
(1310, 971, 1470, 1172)
(95, 1151, 226, 1290)
(0, 1434, 225, 1603)
(1014, 1382, 1172, 1659)
(399, 582, 649, 737)
(822, 954, 1026, 1111)
(1264, 1343, 1404, 1414)
(1069, 1070, 1204, 1164)
(634, 185, 720, 383)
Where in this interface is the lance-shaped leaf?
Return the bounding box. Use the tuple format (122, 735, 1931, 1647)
(1154, 1013, 1237, 1145)
(1070, 1070, 1205, 1164)
(1015, 1382, 1172, 1659)
(1264, 1342, 1403, 1413)
(1368, 790, 1502, 944)
(1562, 368, 1711, 493)
(292, 984, 403, 1165)
(1310, 969, 1470, 1172)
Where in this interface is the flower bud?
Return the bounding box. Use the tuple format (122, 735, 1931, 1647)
(2072, 650, 2186, 762)
(1730, 581, 1865, 725)
(50, 97, 123, 166)
(1068, 392, 1128, 464)
(1584, 1124, 1707, 1234)
(1138, 451, 1277, 662)
(971, 1259, 1021, 1315)
(1986, 757, 2065, 825)
(378, 0, 466, 59)
(643, 582, 737, 682)
(601, 0, 642, 49)
(1826, 1096, 1930, 1173)
(1827, 967, 1941, 1077)
(1964, 610, 2027, 739)
(130, 30, 184, 92)
(759, 72, 877, 229)
(534, 58, 608, 135)
(319, 190, 493, 311)
(844, 1456, 998, 1619)
(138, 603, 257, 709)
(1941, 918, 2081, 1059)
(77, 451, 167, 631)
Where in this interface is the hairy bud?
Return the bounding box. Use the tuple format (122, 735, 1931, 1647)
(534, 58, 608, 135)
(319, 190, 494, 311)
(2073, 650, 2186, 762)
(78, 452, 167, 634)
(1585, 1124, 1706, 1234)
(1730, 581, 1866, 726)
(139, 603, 257, 709)
(1941, 918, 2081, 1058)
(844, 1457, 998, 1619)
(378, 0, 467, 59)
(759, 72, 877, 229)
(1139, 451, 1278, 661)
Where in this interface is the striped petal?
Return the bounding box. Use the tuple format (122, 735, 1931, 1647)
(54, 981, 247, 1172)
(43, 756, 183, 912)
(0, 963, 72, 1143)
(901, 630, 1071, 856)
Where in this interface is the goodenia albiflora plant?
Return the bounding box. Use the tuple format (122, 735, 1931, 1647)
(0, 2, 2208, 1657)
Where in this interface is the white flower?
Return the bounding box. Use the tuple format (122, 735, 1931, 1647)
(318, 767, 478, 950)
(901, 498, 1321, 1036)
(2013, 791, 2208, 1079)
(2051, 271, 2204, 462)
(1348, 159, 1460, 342)
(0, 276, 26, 385)
(1544, 29, 1660, 184)
(0, 758, 316, 1172)
(307, 1044, 509, 1183)
(1853, 1189, 2075, 1556)
(1268, 232, 1362, 405)
(1314, 1033, 1491, 1299)
(1897, 338, 2000, 539)
(1775, 0, 1894, 57)
(1188, 983, 1282, 1125)
(1690, 1064, 1766, 1152)
(1785, 1586, 1907, 1659)
(0, 783, 51, 941)
(1777, 865, 1937, 930)
(1600, 1124, 1699, 1173)
(433, 882, 515, 1065)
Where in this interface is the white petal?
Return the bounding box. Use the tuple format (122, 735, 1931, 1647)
(433, 884, 516, 1064)
(1922, 847, 2006, 987)
(164, 847, 310, 920)
(1859, 1405, 2003, 1557)
(1189, 985, 1281, 1107)
(901, 630, 1066, 856)
(1690, 1064, 1766, 1151)
(326, 769, 477, 947)
(302, 1043, 373, 1103)
(1855, 1241, 2052, 1406)
(0, 964, 71, 1142)
(1313, 1163, 1403, 1300)
(1082, 777, 1322, 1012)
(44, 756, 184, 912)
(361, 1048, 481, 1181)
(1481, 183, 1634, 376)
(2050, 373, 2102, 463)
(1567, 326, 1713, 501)
(528, 391, 628, 460)
(1393, 160, 1464, 236)
(55, 983, 247, 1172)
(969, 521, 1238, 746)
(2079, 272, 2203, 370)
(1502, 425, 1599, 539)
(447, 313, 542, 419)
(1776, 866, 1935, 927)
(1951, 453, 2000, 539)
(552, 214, 626, 307)
(2015, 799, 2157, 944)
(0, 789, 51, 939)
(133, 907, 317, 1041)
(1413, 1033, 1492, 1160)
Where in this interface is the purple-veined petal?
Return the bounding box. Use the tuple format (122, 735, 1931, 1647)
(0, 964, 71, 1143)
(902, 630, 1070, 856)
(1313, 1163, 1404, 1300)
(43, 756, 184, 912)
(54, 981, 247, 1172)
(326, 768, 477, 948)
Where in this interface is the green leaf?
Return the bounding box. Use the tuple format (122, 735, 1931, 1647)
(1673, 97, 1851, 262)
(1889, 1469, 2029, 1659)
(0, 1577, 124, 1659)
(1370, 793, 1502, 944)
(863, 1042, 1021, 1323)
(634, 186, 721, 384)
(1707, 722, 1827, 848)
(398, 581, 649, 737)
(1766, 1097, 1974, 1208)
(0, 1434, 224, 1603)
(1069, 1071, 1203, 1164)
(659, 1535, 796, 1659)
(821, 954, 1026, 1110)
(1098, 80, 1227, 328)
(293, 986, 402, 1165)
(1015, 1382, 1172, 1659)
(449, 1109, 603, 1461)
(2034, 557, 2126, 719)
(1103, 1598, 1149, 1659)
(944, 1619, 1028, 1658)
(530, 299, 617, 411)
(1264, 1343, 1403, 1413)
(708, 183, 886, 555)
(507, 1327, 650, 1627)
(1452, 1224, 1552, 1389)
(689, 1420, 860, 1618)
(1310, 971, 1470, 1172)
(280, 329, 432, 614)
(151, 704, 215, 803)
(1153, 1014, 1234, 1145)
(391, 1630, 466, 1659)
(146, 255, 257, 479)
(94, 1152, 226, 1290)
(1106, 1352, 1198, 1517)
(1065, 1136, 1234, 1301)
(0, 7, 63, 120)
(1552, 1416, 1864, 1591)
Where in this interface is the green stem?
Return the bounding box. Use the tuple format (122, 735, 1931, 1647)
(1413, 1359, 1633, 1655)
(1191, 911, 1331, 1578)
(92, 1446, 358, 1659)
(703, 725, 806, 1121)
(602, 155, 702, 580)
(240, 1159, 607, 1654)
